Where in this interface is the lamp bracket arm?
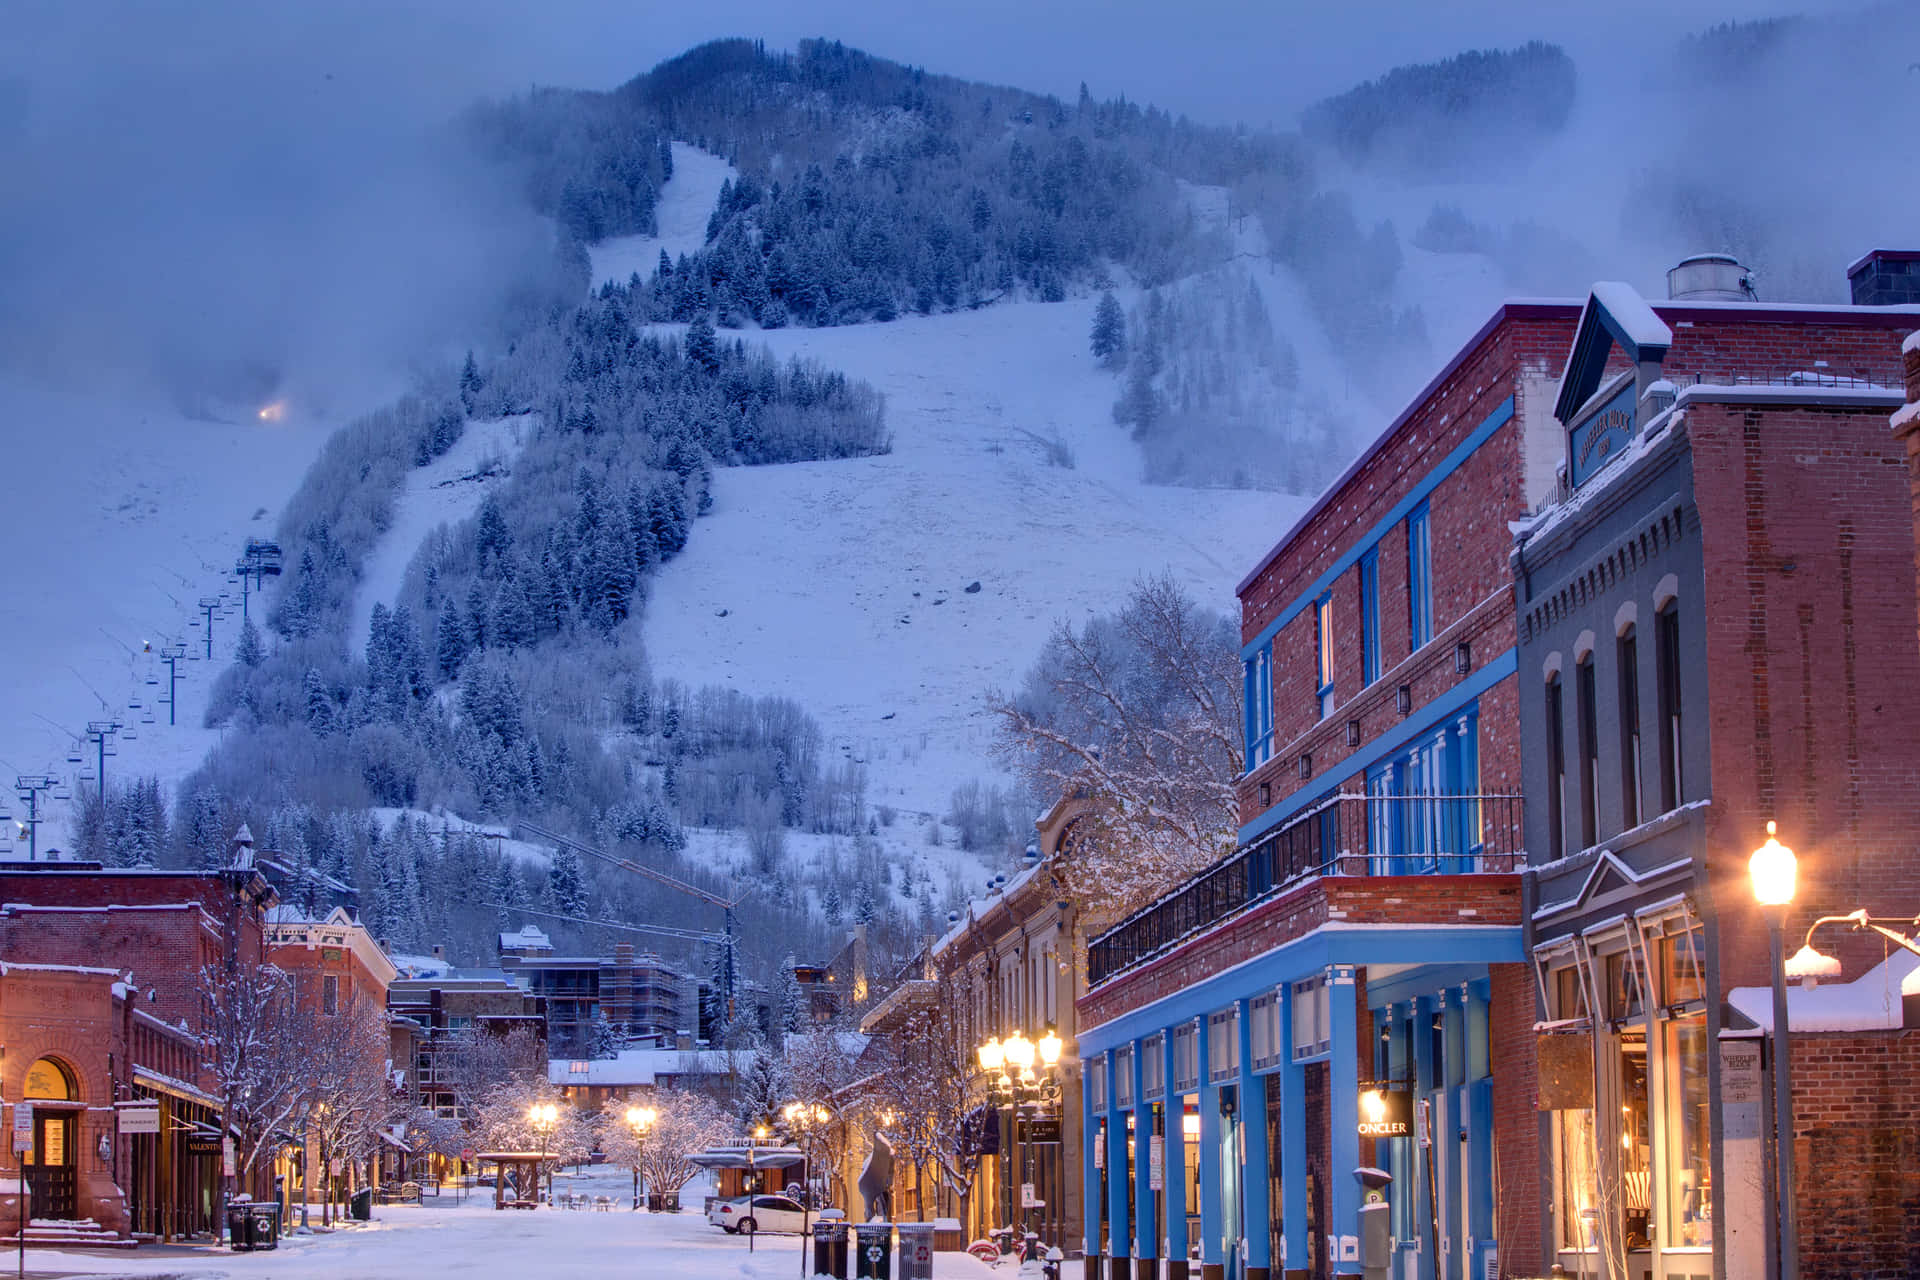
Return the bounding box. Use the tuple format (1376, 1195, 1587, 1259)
(1805, 911, 1920, 961)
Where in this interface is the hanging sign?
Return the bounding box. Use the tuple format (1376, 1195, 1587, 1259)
(1416, 1098, 1431, 1148)
(223, 1137, 237, 1178)
(117, 1104, 161, 1135)
(1357, 1083, 1412, 1138)
(1093, 1130, 1104, 1170)
(11, 1103, 31, 1155)
(1148, 1134, 1165, 1191)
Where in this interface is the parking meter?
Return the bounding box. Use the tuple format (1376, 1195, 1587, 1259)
(1354, 1167, 1392, 1280)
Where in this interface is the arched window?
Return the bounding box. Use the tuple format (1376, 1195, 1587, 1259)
(23, 1057, 75, 1101)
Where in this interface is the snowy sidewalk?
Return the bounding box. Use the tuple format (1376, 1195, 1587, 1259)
(19, 1166, 1072, 1279)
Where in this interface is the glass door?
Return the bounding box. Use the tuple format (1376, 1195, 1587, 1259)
(28, 1110, 77, 1221)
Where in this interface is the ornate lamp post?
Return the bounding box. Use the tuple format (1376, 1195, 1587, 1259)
(781, 1101, 835, 1277)
(625, 1106, 655, 1211)
(1749, 821, 1798, 1280)
(528, 1102, 559, 1206)
(976, 1026, 1066, 1243)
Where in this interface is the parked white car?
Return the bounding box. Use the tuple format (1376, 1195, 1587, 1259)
(707, 1194, 812, 1235)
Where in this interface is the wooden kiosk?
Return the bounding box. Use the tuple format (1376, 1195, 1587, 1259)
(476, 1153, 548, 1210)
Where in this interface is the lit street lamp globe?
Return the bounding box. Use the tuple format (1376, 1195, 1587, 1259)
(1749, 820, 1797, 908)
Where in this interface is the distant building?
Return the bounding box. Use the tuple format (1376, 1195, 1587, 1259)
(496, 927, 698, 1054)
(387, 970, 547, 1117)
(548, 1045, 741, 1112)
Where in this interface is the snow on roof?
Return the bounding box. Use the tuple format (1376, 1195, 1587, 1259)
(1906, 328, 1920, 355)
(1730, 945, 1920, 1033)
(499, 924, 552, 952)
(0, 960, 124, 978)
(547, 1047, 743, 1087)
(1590, 281, 1673, 350)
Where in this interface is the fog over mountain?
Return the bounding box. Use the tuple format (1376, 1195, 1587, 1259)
(2, 1, 1913, 415)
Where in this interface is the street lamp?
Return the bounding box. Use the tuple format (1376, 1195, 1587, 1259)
(780, 1101, 835, 1278)
(625, 1106, 655, 1211)
(529, 1102, 559, 1206)
(1748, 820, 1798, 1280)
(975, 1026, 1067, 1242)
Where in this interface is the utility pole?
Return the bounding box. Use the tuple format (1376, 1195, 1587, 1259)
(11, 777, 56, 861)
(85, 720, 122, 801)
(158, 645, 187, 726)
(197, 597, 221, 660)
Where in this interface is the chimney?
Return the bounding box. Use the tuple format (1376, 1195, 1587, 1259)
(614, 943, 635, 965)
(431, 944, 445, 961)
(1848, 250, 1920, 306)
(1667, 253, 1755, 301)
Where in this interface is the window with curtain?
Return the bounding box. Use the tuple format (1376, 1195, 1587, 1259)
(1359, 549, 1381, 686)
(1314, 595, 1335, 719)
(1407, 503, 1433, 650)
(1245, 647, 1273, 769)
(1618, 626, 1641, 828)
(1655, 604, 1683, 811)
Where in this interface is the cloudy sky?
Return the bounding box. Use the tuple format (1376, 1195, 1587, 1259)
(0, 0, 1905, 406)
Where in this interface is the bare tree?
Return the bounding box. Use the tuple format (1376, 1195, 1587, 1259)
(870, 1001, 975, 1222)
(783, 1028, 863, 1207)
(437, 1024, 546, 1118)
(992, 572, 1243, 921)
(305, 990, 401, 1223)
(197, 960, 310, 1191)
(599, 1089, 732, 1201)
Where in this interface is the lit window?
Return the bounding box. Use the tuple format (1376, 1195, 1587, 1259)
(1315, 594, 1335, 719)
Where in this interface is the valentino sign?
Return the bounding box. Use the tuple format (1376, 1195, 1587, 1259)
(1357, 1085, 1412, 1138)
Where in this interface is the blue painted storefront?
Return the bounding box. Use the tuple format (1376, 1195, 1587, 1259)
(1079, 923, 1520, 1280)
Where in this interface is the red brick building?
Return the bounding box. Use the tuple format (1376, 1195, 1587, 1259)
(1079, 300, 1583, 1280)
(0, 857, 276, 1242)
(1515, 256, 1918, 1280)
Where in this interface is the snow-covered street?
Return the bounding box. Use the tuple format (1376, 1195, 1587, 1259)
(18, 1166, 1065, 1280)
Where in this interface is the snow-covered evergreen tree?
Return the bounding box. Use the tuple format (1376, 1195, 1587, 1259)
(1090, 290, 1127, 365)
(548, 843, 588, 918)
(778, 954, 806, 1034)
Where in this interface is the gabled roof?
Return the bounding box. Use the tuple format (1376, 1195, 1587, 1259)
(1554, 283, 1673, 424)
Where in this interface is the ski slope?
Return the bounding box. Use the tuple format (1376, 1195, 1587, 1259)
(0, 372, 382, 854)
(641, 298, 1306, 819)
(589, 144, 737, 290)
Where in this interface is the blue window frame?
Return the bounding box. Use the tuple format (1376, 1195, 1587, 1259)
(1359, 549, 1381, 686)
(1244, 647, 1273, 769)
(1365, 706, 1480, 873)
(1314, 594, 1335, 719)
(1407, 502, 1433, 651)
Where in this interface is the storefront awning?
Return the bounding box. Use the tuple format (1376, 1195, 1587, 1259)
(132, 1066, 222, 1110)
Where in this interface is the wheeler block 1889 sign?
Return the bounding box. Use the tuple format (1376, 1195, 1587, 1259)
(1357, 1084, 1412, 1138)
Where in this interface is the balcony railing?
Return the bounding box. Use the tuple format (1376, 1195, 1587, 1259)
(1087, 793, 1525, 987)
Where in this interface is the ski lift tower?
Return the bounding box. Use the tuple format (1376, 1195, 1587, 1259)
(12, 775, 59, 861)
(233, 539, 283, 621)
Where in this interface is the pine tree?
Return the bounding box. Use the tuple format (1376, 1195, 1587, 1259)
(235, 618, 264, 668)
(466, 582, 489, 651)
(459, 350, 484, 412)
(853, 883, 877, 926)
(548, 844, 588, 918)
(685, 314, 718, 374)
(658, 136, 674, 182)
(303, 668, 335, 736)
(778, 955, 806, 1034)
(821, 882, 844, 926)
(491, 857, 525, 930)
(436, 602, 466, 680)
(1090, 291, 1127, 365)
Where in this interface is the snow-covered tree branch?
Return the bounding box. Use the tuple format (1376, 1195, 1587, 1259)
(991, 571, 1242, 922)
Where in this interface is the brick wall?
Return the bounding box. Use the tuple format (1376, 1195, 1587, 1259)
(1486, 962, 1543, 1278)
(1686, 398, 1920, 991)
(1239, 309, 1581, 829)
(1790, 1029, 1920, 1280)
(0, 905, 219, 1031)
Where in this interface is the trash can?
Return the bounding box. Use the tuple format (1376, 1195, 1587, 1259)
(349, 1187, 373, 1221)
(895, 1222, 936, 1280)
(854, 1222, 893, 1279)
(812, 1218, 849, 1278)
(246, 1203, 281, 1251)
(648, 1191, 681, 1212)
(225, 1203, 255, 1250)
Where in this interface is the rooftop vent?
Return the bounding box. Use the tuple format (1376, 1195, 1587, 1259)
(1668, 253, 1756, 302)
